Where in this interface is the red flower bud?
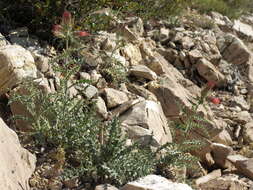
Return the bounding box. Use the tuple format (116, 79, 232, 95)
(207, 81, 216, 89)
(75, 31, 90, 37)
(210, 97, 221, 104)
(52, 24, 63, 36)
(62, 11, 72, 24)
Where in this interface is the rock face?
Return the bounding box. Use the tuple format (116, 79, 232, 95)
(121, 175, 193, 190)
(120, 100, 172, 146)
(0, 118, 36, 190)
(0, 45, 37, 95)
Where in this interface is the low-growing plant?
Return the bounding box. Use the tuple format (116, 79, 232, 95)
(9, 11, 203, 187)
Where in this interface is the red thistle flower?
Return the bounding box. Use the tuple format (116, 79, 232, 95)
(210, 97, 221, 104)
(62, 11, 72, 24)
(207, 81, 216, 89)
(52, 24, 63, 36)
(75, 31, 90, 37)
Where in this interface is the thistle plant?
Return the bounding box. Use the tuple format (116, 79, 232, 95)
(173, 81, 217, 137)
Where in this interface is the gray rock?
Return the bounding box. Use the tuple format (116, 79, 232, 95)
(94, 96, 108, 119)
(103, 88, 129, 108)
(76, 83, 98, 99)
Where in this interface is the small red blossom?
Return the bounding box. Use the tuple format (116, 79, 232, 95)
(62, 11, 72, 24)
(207, 81, 216, 89)
(52, 24, 63, 36)
(210, 97, 221, 104)
(75, 31, 90, 37)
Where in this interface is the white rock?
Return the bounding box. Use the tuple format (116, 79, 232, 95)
(0, 45, 37, 95)
(121, 175, 193, 190)
(0, 118, 36, 190)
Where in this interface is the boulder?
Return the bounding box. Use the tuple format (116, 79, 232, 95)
(197, 173, 248, 190)
(121, 43, 142, 66)
(213, 129, 233, 146)
(217, 34, 251, 65)
(103, 88, 129, 109)
(76, 83, 98, 99)
(234, 111, 252, 125)
(243, 121, 253, 143)
(130, 65, 157, 80)
(233, 19, 253, 40)
(196, 58, 225, 85)
(0, 45, 37, 95)
(121, 175, 193, 190)
(126, 83, 157, 101)
(120, 100, 172, 146)
(228, 155, 253, 180)
(188, 49, 203, 64)
(196, 169, 221, 187)
(0, 118, 36, 190)
(94, 97, 108, 119)
(148, 76, 222, 139)
(211, 143, 233, 168)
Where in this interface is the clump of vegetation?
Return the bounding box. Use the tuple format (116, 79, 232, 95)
(190, 0, 253, 19)
(9, 11, 202, 188)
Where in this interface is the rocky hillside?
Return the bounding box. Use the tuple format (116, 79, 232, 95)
(1, 8, 253, 190)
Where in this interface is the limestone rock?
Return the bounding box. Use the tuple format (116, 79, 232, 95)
(121, 43, 142, 66)
(121, 175, 193, 190)
(231, 96, 250, 111)
(120, 100, 172, 146)
(188, 49, 203, 64)
(148, 76, 222, 139)
(76, 83, 98, 99)
(234, 111, 252, 125)
(103, 88, 129, 109)
(233, 19, 253, 40)
(211, 143, 233, 168)
(0, 33, 8, 47)
(94, 97, 108, 119)
(228, 156, 253, 180)
(196, 58, 225, 85)
(0, 118, 36, 190)
(126, 83, 157, 101)
(197, 173, 248, 190)
(124, 17, 144, 37)
(95, 184, 118, 190)
(217, 34, 251, 65)
(213, 129, 233, 146)
(243, 121, 253, 144)
(0, 45, 37, 95)
(130, 65, 157, 80)
(196, 169, 221, 187)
